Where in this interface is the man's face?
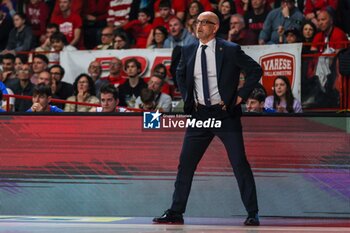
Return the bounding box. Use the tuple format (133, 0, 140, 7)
(251, 0, 265, 10)
(2, 58, 14, 72)
(101, 28, 114, 45)
(230, 16, 244, 32)
(46, 27, 58, 38)
(125, 61, 139, 78)
(196, 13, 218, 42)
(169, 18, 183, 37)
(88, 61, 102, 79)
(101, 92, 117, 112)
(317, 11, 332, 32)
(109, 58, 122, 75)
(38, 71, 52, 85)
(148, 77, 163, 93)
(281, 0, 294, 11)
(59, 0, 71, 13)
(32, 58, 48, 74)
(18, 64, 31, 80)
(50, 67, 63, 82)
(32, 94, 50, 111)
(246, 98, 264, 112)
(159, 7, 171, 19)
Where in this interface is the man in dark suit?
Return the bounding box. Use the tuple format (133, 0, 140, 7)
(153, 11, 262, 226)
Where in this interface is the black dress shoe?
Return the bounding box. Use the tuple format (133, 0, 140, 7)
(153, 209, 184, 224)
(244, 213, 260, 226)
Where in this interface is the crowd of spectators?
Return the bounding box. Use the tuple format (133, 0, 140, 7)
(0, 0, 349, 112)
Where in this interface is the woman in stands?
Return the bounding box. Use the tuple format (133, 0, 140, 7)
(64, 74, 99, 112)
(264, 76, 303, 113)
(184, 0, 204, 36)
(300, 20, 317, 54)
(216, 0, 236, 39)
(147, 26, 168, 49)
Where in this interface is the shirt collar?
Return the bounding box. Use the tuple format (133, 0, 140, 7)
(199, 38, 216, 52)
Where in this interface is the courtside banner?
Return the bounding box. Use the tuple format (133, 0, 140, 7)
(60, 43, 302, 100)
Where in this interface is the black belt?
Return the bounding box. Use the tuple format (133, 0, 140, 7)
(196, 102, 227, 111)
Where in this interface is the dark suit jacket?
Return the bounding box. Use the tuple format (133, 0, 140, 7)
(176, 37, 262, 115)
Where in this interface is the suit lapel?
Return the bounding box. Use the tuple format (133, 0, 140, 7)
(187, 41, 199, 86)
(215, 38, 224, 83)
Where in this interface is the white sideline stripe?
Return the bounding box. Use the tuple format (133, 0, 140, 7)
(0, 222, 349, 232)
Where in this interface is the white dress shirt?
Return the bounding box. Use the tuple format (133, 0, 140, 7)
(193, 38, 222, 105)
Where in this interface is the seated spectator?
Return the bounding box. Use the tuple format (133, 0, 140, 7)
(95, 26, 114, 50)
(0, 8, 14, 51)
(300, 20, 317, 54)
(25, 0, 49, 42)
(49, 64, 73, 102)
(311, 9, 348, 54)
(147, 0, 174, 46)
(153, 0, 186, 20)
(163, 17, 197, 48)
(31, 54, 49, 85)
(259, 0, 304, 45)
(264, 76, 302, 113)
(138, 88, 157, 111)
(50, 0, 84, 49)
(27, 83, 63, 112)
(1, 53, 17, 84)
(244, 0, 270, 39)
(152, 0, 173, 31)
(10, 63, 35, 112)
(37, 70, 52, 86)
(100, 57, 126, 87)
(216, 0, 236, 39)
(152, 63, 171, 95)
(147, 26, 168, 48)
(35, 23, 59, 52)
(135, 74, 172, 112)
(228, 14, 258, 45)
(278, 27, 301, 44)
(64, 73, 99, 112)
(87, 60, 108, 97)
(14, 54, 28, 76)
(48, 32, 77, 63)
(90, 83, 127, 112)
(123, 8, 153, 48)
(119, 58, 147, 107)
(184, 0, 204, 36)
(245, 85, 268, 113)
(2, 13, 34, 54)
(113, 31, 130, 49)
(304, 0, 338, 28)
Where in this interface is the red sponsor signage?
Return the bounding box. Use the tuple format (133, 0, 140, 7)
(259, 53, 295, 96)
